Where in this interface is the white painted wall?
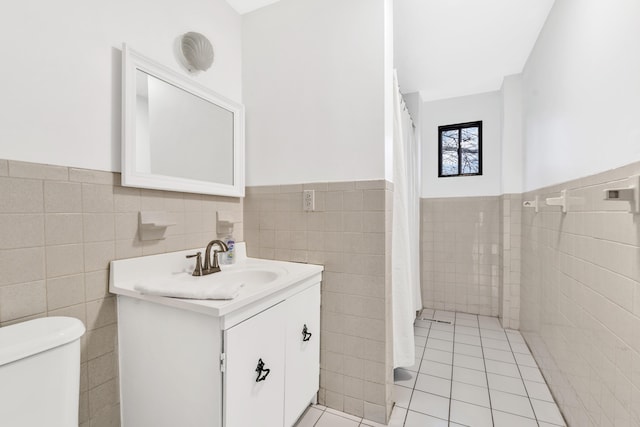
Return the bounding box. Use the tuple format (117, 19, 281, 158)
(403, 93, 420, 130)
(421, 91, 502, 198)
(242, 0, 387, 186)
(501, 75, 524, 194)
(0, 0, 241, 173)
(522, 0, 640, 191)
(384, 0, 394, 183)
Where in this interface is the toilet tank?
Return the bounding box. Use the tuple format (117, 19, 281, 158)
(0, 317, 86, 427)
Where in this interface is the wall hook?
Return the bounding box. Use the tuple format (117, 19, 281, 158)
(545, 190, 568, 213)
(522, 196, 540, 213)
(603, 175, 640, 213)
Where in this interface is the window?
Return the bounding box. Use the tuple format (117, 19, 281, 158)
(438, 121, 482, 177)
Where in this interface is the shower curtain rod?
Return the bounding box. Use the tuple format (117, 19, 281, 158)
(396, 85, 416, 129)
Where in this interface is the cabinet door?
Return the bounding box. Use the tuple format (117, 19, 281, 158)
(224, 302, 285, 427)
(283, 284, 321, 426)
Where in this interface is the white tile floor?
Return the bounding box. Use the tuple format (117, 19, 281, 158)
(295, 310, 566, 427)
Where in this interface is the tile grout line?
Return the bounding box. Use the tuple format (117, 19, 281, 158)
(407, 310, 449, 424)
(503, 332, 539, 425)
(407, 317, 430, 425)
(448, 313, 457, 424)
(477, 317, 495, 427)
(405, 313, 455, 422)
(41, 178, 49, 319)
(402, 314, 431, 426)
(431, 322, 563, 404)
(485, 329, 555, 424)
(312, 312, 564, 427)
(315, 405, 370, 427)
(311, 404, 325, 427)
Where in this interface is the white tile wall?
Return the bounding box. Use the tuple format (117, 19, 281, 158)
(7, 158, 640, 427)
(421, 197, 501, 316)
(520, 161, 640, 427)
(0, 159, 243, 427)
(244, 181, 394, 424)
(499, 194, 522, 329)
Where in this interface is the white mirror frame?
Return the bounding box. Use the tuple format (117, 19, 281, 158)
(122, 44, 245, 197)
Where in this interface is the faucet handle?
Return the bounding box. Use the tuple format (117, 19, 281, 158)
(186, 252, 203, 276)
(212, 250, 224, 270)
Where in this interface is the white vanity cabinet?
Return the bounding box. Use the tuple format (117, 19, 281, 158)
(224, 301, 287, 427)
(110, 250, 322, 427)
(283, 284, 321, 426)
(224, 284, 320, 427)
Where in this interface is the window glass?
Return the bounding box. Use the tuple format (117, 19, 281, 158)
(438, 121, 482, 177)
(441, 130, 459, 176)
(460, 126, 479, 174)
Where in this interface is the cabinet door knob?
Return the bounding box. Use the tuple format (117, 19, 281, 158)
(302, 324, 312, 342)
(255, 358, 270, 382)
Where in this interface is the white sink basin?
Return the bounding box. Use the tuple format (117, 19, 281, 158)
(109, 243, 323, 318)
(176, 268, 284, 287)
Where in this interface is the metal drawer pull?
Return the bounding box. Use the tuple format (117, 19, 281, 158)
(255, 358, 270, 382)
(302, 324, 312, 342)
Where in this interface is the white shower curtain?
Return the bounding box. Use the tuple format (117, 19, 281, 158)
(392, 71, 422, 369)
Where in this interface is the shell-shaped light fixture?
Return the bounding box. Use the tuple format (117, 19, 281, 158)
(181, 32, 214, 72)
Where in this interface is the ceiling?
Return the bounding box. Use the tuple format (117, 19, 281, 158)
(395, 0, 556, 101)
(227, 0, 556, 102)
(225, 0, 280, 14)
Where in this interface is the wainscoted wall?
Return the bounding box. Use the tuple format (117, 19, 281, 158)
(499, 194, 522, 329)
(243, 181, 394, 423)
(520, 161, 640, 426)
(420, 196, 501, 316)
(420, 195, 521, 327)
(0, 159, 242, 427)
(7, 157, 639, 427)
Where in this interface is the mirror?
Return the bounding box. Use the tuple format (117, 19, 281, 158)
(122, 44, 244, 197)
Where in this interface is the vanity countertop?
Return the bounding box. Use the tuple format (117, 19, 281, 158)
(109, 243, 323, 319)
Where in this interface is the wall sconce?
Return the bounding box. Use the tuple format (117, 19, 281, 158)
(180, 32, 214, 72)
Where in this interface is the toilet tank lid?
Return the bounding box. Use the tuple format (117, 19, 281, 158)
(0, 317, 86, 366)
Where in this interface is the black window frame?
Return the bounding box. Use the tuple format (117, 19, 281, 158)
(438, 121, 483, 178)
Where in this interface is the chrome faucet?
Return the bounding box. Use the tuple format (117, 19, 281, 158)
(186, 240, 228, 276)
